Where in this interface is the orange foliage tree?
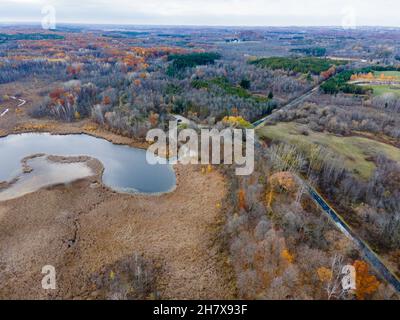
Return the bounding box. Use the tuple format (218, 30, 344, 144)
(317, 267, 333, 283)
(103, 96, 112, 105)
(49, 88, 65, 101)
(353, 260, 380, 300)
(281, 249, 294, 264)
(321, 66, 336, 79)
(238, 189, 247, 210)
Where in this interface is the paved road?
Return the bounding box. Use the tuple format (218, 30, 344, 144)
(0, 109, 9, 117)
(308, 186, 400, 292)
(1, 95, 26, 119)
(10, 96, 26, 107)
(171, 114, 209, 129)
(171, 114, 192, 125)
(252, 83, 321, 128)
(168, 64, 400, 291)
(170, 77, 400, 292)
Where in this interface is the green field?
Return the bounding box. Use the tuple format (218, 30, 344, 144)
(257, 122, 400, 179)
(368, 84, 400, 97)
(365, 71, 400, 96)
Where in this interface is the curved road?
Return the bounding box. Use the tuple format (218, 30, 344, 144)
(10, 96, 26, 107)
(0, 96, 26, 119)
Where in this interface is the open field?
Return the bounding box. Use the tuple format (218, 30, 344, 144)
(257, 122, 400, 179)
(368, 84, 400, 96)
(349, 71, 400, 96)
(370, 71, 400, 96)
(373, 71, 400, 79)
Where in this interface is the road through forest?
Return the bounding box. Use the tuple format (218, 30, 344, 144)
(252, 83, 400, 293)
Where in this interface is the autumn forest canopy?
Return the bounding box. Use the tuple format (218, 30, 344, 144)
(1, 24, 400, 301)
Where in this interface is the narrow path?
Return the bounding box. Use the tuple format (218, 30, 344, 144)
(0, 95, 26, 119)
(10, 96, 26, 107)
(0, 109, 9, 117)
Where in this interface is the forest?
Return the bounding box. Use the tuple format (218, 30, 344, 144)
(1, 25, 400, 300)
(290, 47, 327, 57)
(250, 57, 346, 75)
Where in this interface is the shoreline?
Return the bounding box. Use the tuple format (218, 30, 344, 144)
(0, 119, 150, 150)
(0, 117, 235, 299)
(0, 119, 181, 198)
(0, 155, 104, 202)
(0, 157, 233, 299)
(0, 140, 178, 202)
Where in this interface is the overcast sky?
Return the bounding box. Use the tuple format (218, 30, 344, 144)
(1, 0, 399, 27)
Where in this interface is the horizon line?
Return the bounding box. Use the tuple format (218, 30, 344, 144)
(1, 20, 400, 29)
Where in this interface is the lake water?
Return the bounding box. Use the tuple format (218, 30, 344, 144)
(0, 155, 94, 201)
(0, 133, 176, 194)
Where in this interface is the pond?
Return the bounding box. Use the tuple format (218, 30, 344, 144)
(0, 155, 95, 201)
(0, 133, 176, 196)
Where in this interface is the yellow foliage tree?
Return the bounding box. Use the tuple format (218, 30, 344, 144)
(109, 270, 115, 280)
(317, 267, 333, 283)
(281, 249, 294, 264)
(222, 116, 253, 128)
(266, 188, 274, 209)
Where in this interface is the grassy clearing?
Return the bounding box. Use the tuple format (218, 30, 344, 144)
(373, 70, 400, 79)
(371, 71, 400, 96)
(368, 84, 400, 97)
(257, 122, 400, 179)
(355, 71, 400, 96)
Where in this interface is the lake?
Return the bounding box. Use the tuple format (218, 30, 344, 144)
(0, 133, 176, 195)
